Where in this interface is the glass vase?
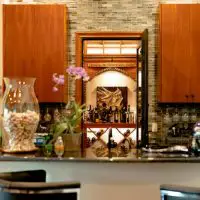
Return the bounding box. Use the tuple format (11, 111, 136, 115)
(2, 77, 40, 153)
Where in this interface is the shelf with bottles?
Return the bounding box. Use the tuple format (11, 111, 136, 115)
(83, 104, 136, 125)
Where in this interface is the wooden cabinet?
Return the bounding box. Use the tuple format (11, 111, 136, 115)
(189, 5, 200, 103)
(159, 4, 200, 103)
(3, 4, 67, 102)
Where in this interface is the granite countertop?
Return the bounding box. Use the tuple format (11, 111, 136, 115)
(0, 148, 200, 163)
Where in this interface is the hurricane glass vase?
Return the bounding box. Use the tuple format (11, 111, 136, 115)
(2, 77, 40, 153)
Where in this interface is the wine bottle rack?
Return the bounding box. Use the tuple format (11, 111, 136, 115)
(83, 123, 137, 157)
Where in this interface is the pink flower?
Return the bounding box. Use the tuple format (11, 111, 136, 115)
(52, 73, 59, 83)
(53, 67, 89, 92)
(67, 66, 76, 75)
(66, 67, 89, 80)
(57, 75, 65, 85)
(53, 73, 65, 85)
(52, 73, 65, 92)
(52, 86, 58, 92)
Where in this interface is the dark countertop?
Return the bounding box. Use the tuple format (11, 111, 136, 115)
(0, 148, 200, 163)
(1, 156, 200, 163)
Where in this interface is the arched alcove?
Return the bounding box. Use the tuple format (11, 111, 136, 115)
(86, 70, 137, 112)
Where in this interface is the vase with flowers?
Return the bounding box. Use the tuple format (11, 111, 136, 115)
(50, 66, 89, 153)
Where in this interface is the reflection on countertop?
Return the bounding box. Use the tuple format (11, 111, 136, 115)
(1, 146, 200, 163)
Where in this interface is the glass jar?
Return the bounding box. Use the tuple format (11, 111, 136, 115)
(181, 109, 189, 123)
(190, 108, 197, 123)
(2, 77, 40, 153)
(172, 107, 181, 123)
(163, 108, 172, 125)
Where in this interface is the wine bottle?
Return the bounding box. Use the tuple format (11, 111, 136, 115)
(118, 107, 121, 123)
(120, 106, 126, 123)
(108, 106, 113, 123)
(114, 106, 119, 123)
(101, 103, 107, 122)
(94, 107, 99, 123)
(126, 105, 130, 123)
(106, 106, 111, 122)
(88, 105, 93, 122)
(129, 111, 134, 124)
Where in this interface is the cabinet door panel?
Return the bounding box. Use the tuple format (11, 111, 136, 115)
(190, 5, 200, 103)
(3, 5, 67, 102)
(159, 4, 190, 102)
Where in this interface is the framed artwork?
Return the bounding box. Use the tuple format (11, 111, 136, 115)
(97, 87, 127, 108)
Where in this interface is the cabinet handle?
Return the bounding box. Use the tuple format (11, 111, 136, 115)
(185, 94, 189, 103)
(191, 94, 195, 102)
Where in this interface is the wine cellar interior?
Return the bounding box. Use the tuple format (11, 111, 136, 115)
(82, 39, 142, 157)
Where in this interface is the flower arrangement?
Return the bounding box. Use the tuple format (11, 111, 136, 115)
(52, 66, 89, 92)
(50, 67, 89, 143)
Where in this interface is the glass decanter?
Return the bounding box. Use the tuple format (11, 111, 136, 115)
(44, 108, 52, 122)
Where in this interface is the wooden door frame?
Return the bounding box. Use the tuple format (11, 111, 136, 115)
(75, 31, 143, 104)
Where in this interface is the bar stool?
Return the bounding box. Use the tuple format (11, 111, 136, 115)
(0, 170, 80, 200)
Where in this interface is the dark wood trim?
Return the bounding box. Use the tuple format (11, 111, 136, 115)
(76, 31, 148, 148)
(141, 29, 149, 147)
(83, 122, 136, 129)
(76, 32, 143, 39)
